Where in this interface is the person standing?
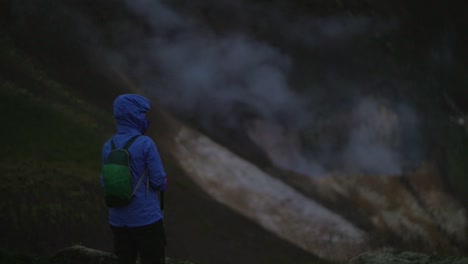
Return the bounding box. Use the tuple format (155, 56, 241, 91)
(101, 94, 167, 264)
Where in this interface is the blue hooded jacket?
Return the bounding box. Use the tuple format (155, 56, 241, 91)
(101, 94, 167, 227)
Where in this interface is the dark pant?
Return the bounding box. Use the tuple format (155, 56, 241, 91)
(110, 220, 165, 264)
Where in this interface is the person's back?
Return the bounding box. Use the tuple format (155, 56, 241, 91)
(101, 94, 167, 264)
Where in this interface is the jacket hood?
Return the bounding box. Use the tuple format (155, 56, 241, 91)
(113, 94, 151, 134)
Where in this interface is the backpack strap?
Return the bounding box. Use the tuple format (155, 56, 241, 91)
(132, 169, 147, 197)
(117, 135, 147, 197)
(110, 135, 140, 150)
(123, 135, 141, 150)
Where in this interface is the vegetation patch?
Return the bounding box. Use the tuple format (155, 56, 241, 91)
(0, 35, 114, 255)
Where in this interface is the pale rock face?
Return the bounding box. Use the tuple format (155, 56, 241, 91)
(174, 126, 368, 261)
(160, 110, 467, 261)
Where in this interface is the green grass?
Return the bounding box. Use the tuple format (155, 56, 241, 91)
(0, 29, 113, 166)
(0, 31, 115, 255)
(0, 85, 103, 165)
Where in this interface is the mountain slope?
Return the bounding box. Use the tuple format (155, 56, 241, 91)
(2, 1, 467, 262)
(0, 31, 116, 253)
(170, 122, 367, 260)
(0, 30, 321, 264)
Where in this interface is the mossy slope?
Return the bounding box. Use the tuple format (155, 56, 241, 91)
(0, 33, 114, 255)
(0, 32, 321, 264)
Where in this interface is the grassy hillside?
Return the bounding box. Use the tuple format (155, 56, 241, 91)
(0, 32, 115, 254)
(0, 29, 322, 264)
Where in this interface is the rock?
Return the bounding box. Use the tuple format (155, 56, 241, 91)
(49, 245, 195, 264)
(348, 250, 468, 264)
(50, 245, 117, 264)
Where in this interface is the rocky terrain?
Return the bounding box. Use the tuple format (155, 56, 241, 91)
(151, 107, 468, 261)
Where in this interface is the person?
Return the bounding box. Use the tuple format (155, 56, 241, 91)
(101, 94, 167, 264)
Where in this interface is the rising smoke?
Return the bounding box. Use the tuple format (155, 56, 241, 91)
(104, 0, 308, 130)
(341, 97, 422, 175)
(104, 0, 423, 176)
(11, 0, 425, 176)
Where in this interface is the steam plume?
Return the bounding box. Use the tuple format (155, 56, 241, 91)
(12, 0, 424, 176)
(101, 0, 423, 176)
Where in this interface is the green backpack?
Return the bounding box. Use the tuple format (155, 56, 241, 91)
(102, 135, 146, 208)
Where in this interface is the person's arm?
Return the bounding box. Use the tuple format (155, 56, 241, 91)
(145, 138, 167, 192)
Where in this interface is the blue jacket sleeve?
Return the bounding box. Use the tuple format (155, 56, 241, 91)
(144, 138, 167, 192)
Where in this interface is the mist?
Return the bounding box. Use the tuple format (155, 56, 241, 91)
(102, 0, 425, 176)
(11, 0, 426, 176)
